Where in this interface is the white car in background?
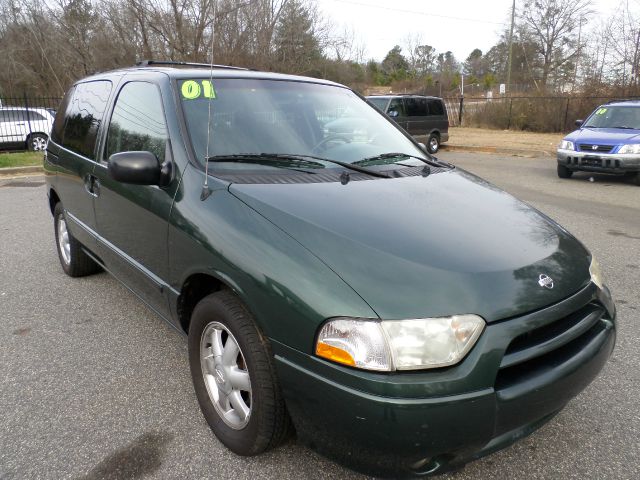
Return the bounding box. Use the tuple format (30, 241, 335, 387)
(0, 107, 54, 151)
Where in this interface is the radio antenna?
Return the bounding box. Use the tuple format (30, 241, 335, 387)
(201, 0, 217, 201)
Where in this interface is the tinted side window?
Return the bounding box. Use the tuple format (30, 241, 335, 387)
(106, 82, 167, 162)
(428, 100, 444, 116)
(405, 97, 427, 116)
(1, 111, 21, 121)
(51, 87, 75, 144)
(62, 81, 112, 159)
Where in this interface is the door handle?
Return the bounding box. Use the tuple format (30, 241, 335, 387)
(84, 174, 101, 197)
(92, 177, 101, 196)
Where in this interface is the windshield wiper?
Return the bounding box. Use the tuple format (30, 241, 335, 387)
(207, 153, 324, 173)
(354, 152, 452, 169)
(210, 153, 392, 179)
(610, 126, 639, 130)
(297, 154, 392, 178)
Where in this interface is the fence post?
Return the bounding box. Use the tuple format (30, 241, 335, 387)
(458, 96, 464, 126)
(507, 98, 513, 130)
(563, 97, 570, 132)
(23, 93, 33, 137)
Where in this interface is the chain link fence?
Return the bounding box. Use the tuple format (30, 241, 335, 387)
(0, 96, 62, 151)
(444, 95, 640, 132)
(3, 94, 639, 151)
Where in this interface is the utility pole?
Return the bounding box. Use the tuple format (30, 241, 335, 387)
(506, 0, 516, 93)
(573, 16, 584, 91)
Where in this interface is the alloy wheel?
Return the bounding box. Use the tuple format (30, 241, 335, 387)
(200, 321, 252, 429)
(57, 216, 71, 265)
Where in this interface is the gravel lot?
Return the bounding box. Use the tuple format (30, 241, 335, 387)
(0, 153, 638, 479)
(445, 127, 564, 155)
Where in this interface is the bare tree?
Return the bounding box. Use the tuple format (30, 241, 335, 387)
(520, 0, 592, 88)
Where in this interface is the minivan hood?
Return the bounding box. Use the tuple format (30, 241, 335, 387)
(566, 127, 640, 145)
(230, 170, 591, 322)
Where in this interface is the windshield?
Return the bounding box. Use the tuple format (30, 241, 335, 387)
(178, 79, 425, 169)
(367, 97, 389, 112)
(584, 106, 640, 129)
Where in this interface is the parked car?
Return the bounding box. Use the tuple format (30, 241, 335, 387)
(45, 61, 615, 478)
(366, 94, 449, 153)
(0, 107, 53, 151)
(557, 100, 640, 185)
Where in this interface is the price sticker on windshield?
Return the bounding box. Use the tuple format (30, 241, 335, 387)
(595, 107, 607, 115)
(181, 80, 216, 100)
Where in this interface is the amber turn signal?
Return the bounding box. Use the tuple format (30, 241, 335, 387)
(316, 342, 356, 367)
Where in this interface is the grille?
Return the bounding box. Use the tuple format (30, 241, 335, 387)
(578, 144, 614, 153)
(495, 303, 606, 390)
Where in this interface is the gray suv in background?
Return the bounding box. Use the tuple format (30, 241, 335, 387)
(366, 95, 449, 153)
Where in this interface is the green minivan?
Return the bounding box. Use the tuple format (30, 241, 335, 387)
(45, 61, 615, 477)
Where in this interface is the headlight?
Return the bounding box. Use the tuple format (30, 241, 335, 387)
(617, 144, 640, 154)
(559, 140, 575, 150)
(315, 315, 485, 371)
(589, 256, 605, 290)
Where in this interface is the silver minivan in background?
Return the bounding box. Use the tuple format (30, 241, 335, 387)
(0, 107, 53, 151)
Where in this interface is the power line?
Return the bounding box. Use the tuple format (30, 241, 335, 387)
(323, 0, 506, 25)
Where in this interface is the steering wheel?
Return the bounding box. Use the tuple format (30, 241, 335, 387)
(312, 135, 349, 154)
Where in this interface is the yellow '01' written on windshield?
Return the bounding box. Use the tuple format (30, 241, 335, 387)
(181, 80, 216, 100)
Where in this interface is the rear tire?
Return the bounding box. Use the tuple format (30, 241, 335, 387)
(53, 203, 101, 277)
(557, 164, 573, 178)
(28, 133, 48, 151)
(188, 290, 291, 456)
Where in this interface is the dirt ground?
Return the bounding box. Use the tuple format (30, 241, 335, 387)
(445, 127, 564, 156)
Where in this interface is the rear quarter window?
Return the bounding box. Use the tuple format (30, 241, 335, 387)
(50, 88, 74, 144)
(62, 81, 112, 159)
(428, 100, 445, 116)
(25, 111, 47, 121)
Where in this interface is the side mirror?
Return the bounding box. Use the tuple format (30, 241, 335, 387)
(575, 119, 584, 128)
(418, 142, 427, 151)
(388, 110, 399, 118)
(108, 151, 161, 185)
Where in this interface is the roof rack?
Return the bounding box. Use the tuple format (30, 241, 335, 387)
(135, 60, 249, 71)
(367, 93, 423, 96)
(604, 98, 640, 104)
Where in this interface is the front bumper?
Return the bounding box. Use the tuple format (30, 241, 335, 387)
(557, 148, 640, 173)
(273, 283, 616, 477)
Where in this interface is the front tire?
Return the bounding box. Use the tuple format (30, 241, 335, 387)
(557, 164, 573, 178)
(427, 133, 440, 154)
(53, 202, 101, 277)
(188, 290, 291, 456)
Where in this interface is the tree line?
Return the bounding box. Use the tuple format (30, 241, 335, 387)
(0, 0, 639, 98)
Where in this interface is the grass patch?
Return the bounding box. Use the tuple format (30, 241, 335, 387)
(0, 151, 43, 168)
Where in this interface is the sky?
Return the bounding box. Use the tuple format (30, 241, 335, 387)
(317, 0, 623, 63)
